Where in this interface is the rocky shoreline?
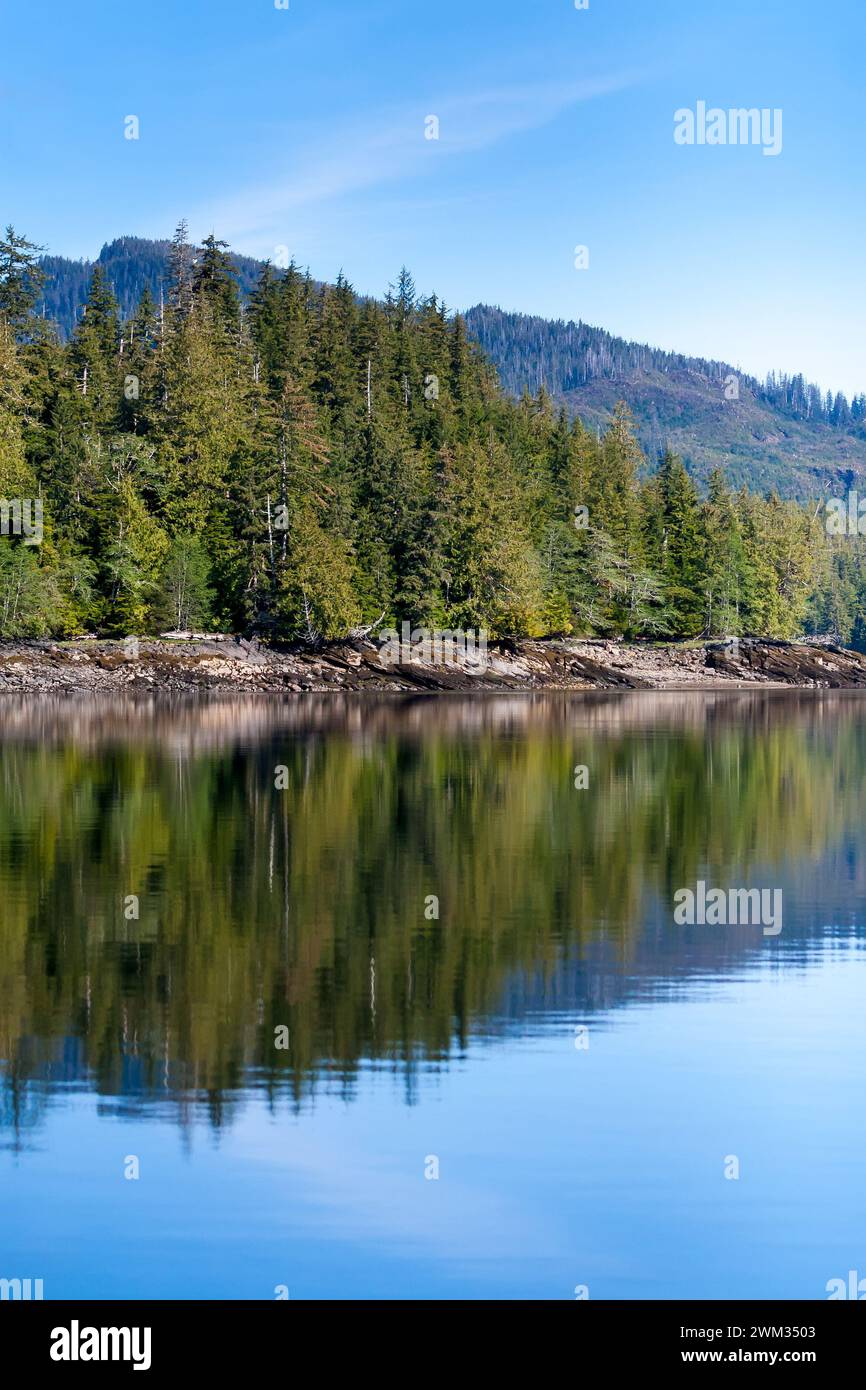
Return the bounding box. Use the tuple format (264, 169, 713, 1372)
(1, 635, 866, 694)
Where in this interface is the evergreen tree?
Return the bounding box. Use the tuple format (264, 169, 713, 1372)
(656, 449, 705, 636)
(156, 536, 214, 631)
(70, 266, 120, 430)
(0, 226, 46, 332)
(701, 469, 747, 634)
(0, 318, 35, 496)
(0, 225, 843, 645)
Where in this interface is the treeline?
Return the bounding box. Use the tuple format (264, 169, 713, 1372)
(34, 241, 866, 433)
(37, 236, 268, 337)
(464, 305, 866, 431)
(0, 219, 854, 643)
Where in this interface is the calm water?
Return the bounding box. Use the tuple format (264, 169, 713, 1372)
(1, 691, 865, 1300)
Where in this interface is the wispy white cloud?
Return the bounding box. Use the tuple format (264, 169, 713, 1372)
(194, 72, 637, 253)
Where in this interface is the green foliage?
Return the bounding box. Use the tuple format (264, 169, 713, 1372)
(278, 506, 360, 642)
(466, 304, 866, 499)
(155, 536, 214, 632)
(0, 226, 46, 332)
(0, 223, 843, 643)
(0, 545, 61, 636)
(101, 479, 169, 633)
(655, 449, 705, 636)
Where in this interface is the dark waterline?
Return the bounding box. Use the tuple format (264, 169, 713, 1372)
(1, 691, 865, 1299)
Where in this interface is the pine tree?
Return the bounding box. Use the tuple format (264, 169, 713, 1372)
(0, 225, 847, 645)
(70, 266, 120, 431)
(193, 234, 240, 333)
(656, 449, 705, 636)
(701, 469, 747, 634)
(0, 317, 35, 496)
(0, 226, 46, 332)
(156, 536, 214, 631)
(167, 219, 194, 319)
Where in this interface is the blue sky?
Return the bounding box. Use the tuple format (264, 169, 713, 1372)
(2, 0, 863, 395)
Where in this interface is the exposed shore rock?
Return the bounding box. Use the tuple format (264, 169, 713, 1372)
(1, 635, 866, 694)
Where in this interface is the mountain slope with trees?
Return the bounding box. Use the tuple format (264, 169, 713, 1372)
(464, 305, 866, 500)
(38, 236, 267, 337)
(1, 220, 864, 648)
(34, 237, 866, 500)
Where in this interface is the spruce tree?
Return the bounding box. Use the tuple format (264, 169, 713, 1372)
(657, 449, 705, 636)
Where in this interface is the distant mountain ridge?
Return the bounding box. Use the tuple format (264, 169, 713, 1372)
(36, 238, 866, 499)
(38, 236, 267, 335)
(464, 305, 866, 499)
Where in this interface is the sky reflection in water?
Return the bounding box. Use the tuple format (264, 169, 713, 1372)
(1, 691, 865, 1298)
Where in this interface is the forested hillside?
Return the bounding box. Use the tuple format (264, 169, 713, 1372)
(1, 221, 864, 646)
(465, 305, 866, 500)
(36, 237, 866, 500)
(38, 236, 267, 336)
